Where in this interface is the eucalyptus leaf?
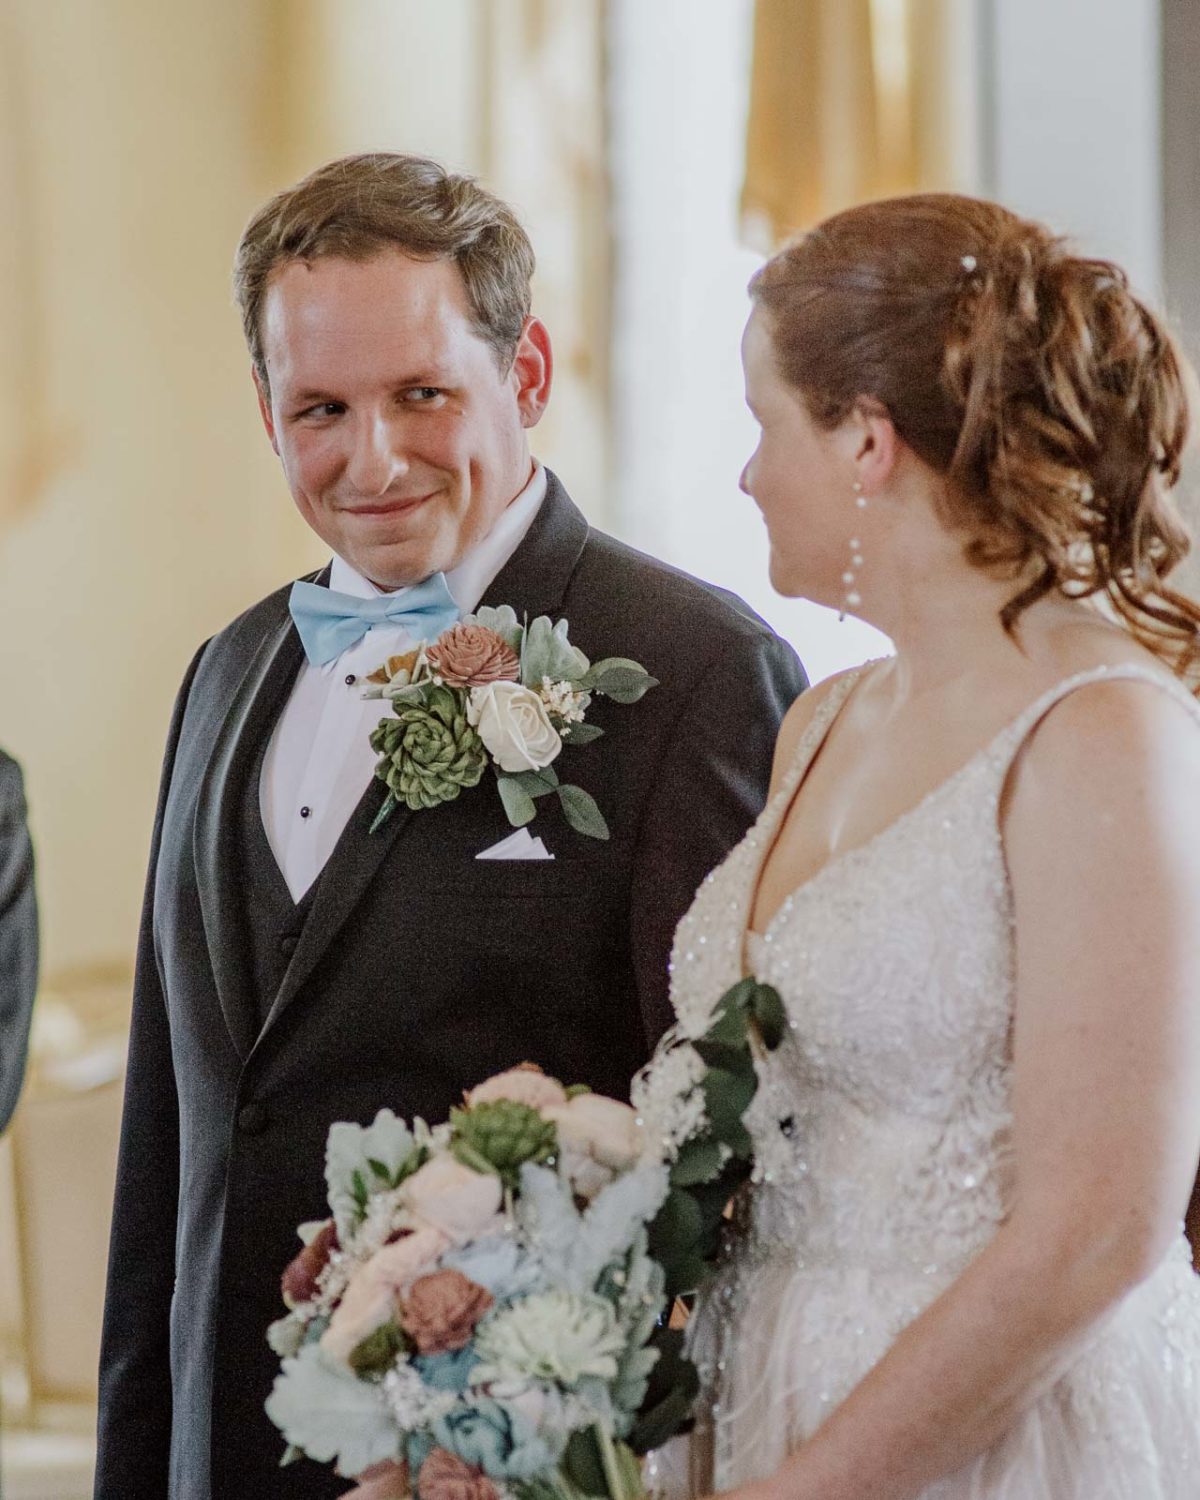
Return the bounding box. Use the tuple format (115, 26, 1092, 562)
(557, 784, 610, 841)
(646, 1187, 704, 1271)
(562, 1429, 607, 1497)
(497, 774, 537, 827)
(562, 721, 604, 746)
(582, 656, 644, 684)
(750, 982, 787, 1050)
(589, 666, 658, 705)
(669, 1137, 726, 1188)
(700, 1067, 758, 1140)
(507, 764, 560, 796)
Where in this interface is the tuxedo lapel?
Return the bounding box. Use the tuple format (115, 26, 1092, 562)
(193, 604, 304, 1060)
(478, 470, 589, 617)
(253, 474, 591, 1044)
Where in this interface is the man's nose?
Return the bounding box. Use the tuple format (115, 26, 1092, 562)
(738, 460, 752, 496)
(346, 412, 408, 496)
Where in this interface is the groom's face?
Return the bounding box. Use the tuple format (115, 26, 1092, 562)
(255, 252, 550, 590)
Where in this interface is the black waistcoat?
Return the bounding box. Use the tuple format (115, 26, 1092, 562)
(235, 734, 321, 1028)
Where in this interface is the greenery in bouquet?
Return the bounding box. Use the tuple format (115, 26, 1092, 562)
(364, 606, 657, 841)
(266, 980, 786, 1500)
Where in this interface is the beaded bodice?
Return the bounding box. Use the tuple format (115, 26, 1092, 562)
(664, 662, 1200, 1284)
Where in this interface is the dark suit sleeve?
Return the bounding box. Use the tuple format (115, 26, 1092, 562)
(95, 643, 207, 1500)
(0, 754, 37, 1134)
(629, 627, 807, 1047)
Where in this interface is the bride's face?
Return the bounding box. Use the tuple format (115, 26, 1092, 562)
(740, 310, 855, 601)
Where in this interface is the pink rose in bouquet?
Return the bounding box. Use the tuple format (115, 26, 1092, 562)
(320, 1226, 449, 1365)
(403, 1156, 503, 1242)
(466, 1063, 569, 1113)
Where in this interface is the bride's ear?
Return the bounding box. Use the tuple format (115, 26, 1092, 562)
(847, 399, 901, 494)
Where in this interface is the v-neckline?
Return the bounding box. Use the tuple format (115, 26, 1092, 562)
(742, 658, 1196, 963)
(744, 663, 877, 951)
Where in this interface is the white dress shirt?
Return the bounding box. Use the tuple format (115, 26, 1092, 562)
(261, 463, 548, 900)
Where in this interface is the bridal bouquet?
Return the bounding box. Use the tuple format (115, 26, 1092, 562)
(266, 980, 786, 1499)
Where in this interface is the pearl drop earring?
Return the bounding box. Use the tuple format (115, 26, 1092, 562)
(838, 480, 866, 621)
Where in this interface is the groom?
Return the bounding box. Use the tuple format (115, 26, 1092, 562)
(95, 153, 805, 1499)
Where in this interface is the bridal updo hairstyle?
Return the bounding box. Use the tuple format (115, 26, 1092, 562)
(750, 193, 1200, 684)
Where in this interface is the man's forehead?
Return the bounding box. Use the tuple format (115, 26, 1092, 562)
(261, 253, 477, 381)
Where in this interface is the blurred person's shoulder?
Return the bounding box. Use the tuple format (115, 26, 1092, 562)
(0, 748, 23, 802)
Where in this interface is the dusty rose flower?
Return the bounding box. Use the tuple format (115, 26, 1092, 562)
(418, 1449, 498, 1500)
(281, 1219, 338, 1308)
(401, 1268, 494, 1354)
(403, 1155, 504, 1242)
(320, 1227, 449, 1365)
(467, 1063, 568, 1113)
(427, 624, 520, 687)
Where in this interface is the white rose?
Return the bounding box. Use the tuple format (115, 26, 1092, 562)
(402, 1154, 504, 1242)
(468, 681, 563, 773)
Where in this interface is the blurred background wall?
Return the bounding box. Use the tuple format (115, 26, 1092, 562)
(0, 1, 1195, 1492)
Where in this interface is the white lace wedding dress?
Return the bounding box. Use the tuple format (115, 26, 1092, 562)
(643, 663, 1200, 1499)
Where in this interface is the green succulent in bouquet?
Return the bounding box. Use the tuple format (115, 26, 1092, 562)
(451, 1099, 559, 1188)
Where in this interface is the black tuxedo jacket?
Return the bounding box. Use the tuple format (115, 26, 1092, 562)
(95, 475, 806, 1498)
(0, 750, 37, 1133)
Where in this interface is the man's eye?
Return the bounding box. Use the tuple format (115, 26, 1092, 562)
(296, 402, 345, 420)
(403, 387, 443, 403)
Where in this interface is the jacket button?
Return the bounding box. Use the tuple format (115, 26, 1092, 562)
(278, 934, 299, 957)
(237, 1101, 269, 1135)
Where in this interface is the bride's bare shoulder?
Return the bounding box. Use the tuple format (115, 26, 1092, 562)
(767, 660, 878, 797)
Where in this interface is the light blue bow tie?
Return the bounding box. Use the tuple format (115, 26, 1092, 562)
(289, 573, 460, 667)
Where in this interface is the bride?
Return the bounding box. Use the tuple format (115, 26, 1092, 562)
(650, 193, 1200, 1498)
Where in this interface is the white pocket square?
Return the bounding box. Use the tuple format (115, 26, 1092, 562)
(475, 829, 555, 861)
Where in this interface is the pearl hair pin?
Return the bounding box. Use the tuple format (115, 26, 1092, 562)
(838, 480, 866, 621)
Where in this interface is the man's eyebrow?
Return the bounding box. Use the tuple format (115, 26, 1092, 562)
(288, 373, 455, 403)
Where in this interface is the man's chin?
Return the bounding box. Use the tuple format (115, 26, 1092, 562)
(348, 543, 450, 593)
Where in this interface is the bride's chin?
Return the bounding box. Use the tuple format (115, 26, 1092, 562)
(767, 556, 825, 605)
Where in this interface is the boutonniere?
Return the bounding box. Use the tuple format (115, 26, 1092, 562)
(363, 606, 657, 840)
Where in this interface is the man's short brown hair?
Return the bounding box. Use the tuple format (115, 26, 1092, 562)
(234, 153, 536, 392)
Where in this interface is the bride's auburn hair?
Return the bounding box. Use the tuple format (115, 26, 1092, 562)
(751, 192, 1200, 685)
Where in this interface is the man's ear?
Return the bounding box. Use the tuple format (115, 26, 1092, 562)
(254, 368, 280, 455)
(510, 317, 553, 430)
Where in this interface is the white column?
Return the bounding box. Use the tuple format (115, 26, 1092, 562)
(985, 0, 1162, 299)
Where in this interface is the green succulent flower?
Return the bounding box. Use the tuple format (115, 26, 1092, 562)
(451, 1100, 558, 1188)
(370, 685, 486, 812)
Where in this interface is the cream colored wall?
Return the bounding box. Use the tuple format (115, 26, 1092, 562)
(1, 0, 322, 979)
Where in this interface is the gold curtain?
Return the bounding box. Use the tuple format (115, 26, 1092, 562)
(741, 0, 955, 247)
